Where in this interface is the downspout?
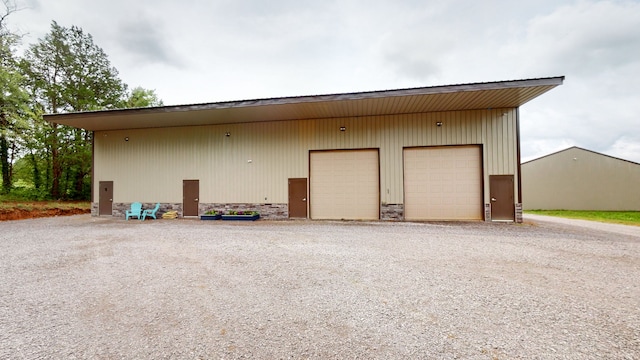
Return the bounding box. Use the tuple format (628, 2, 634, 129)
(91, 131, 95, 205)
(516, 107, 522, 204)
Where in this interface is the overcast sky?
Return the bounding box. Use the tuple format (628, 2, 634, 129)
(7, 0, 640, 162)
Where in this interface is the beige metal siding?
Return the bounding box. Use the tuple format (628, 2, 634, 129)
(309, 150, 379, 220)
(522, 147, 640, 210)
(94, 108, 518, 206)
(404, 146, 482, 220)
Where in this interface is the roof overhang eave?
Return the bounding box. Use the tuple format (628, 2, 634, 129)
(44, 76, 564, 131)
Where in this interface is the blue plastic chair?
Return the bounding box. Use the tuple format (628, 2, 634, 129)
(141, 203, 160, 221)
(126, 202, 143, 220)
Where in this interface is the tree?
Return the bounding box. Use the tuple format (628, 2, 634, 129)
(23, 21, 127, 114)
(21, 21, 127, 199)
(125, 86, 164, 108)
(0, 43, 28, 193)
(0, 1, 19, 31)
(0, 0, 30, 194)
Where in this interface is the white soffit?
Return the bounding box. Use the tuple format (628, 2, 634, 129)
(45, 76, 564, 131)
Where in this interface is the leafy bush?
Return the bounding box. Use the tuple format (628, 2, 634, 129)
(227, 210, 259, 216)
(5, 186, 51, 201)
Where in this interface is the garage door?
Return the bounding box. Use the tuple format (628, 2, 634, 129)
(404, 146, 482, 220)
(310, 150, 379, 220)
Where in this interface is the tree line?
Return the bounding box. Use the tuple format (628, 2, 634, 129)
(1, 1, 162, 200)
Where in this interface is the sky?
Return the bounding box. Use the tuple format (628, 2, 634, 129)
(6, 0, 640, 162)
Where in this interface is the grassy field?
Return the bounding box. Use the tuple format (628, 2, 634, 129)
(525, 210, 640, 226)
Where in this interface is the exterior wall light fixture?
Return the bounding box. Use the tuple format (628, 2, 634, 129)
(436, 122, 443, 127)
(124, 137, 129, 141)
(225, 132, 231, 137)
(339, 126, 346, 131)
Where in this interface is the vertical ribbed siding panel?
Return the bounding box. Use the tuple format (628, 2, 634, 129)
(472, 111, 481, 144)
(433, 115, 441, 145)
(417, 114, 426, 146)
(493, 111, 501, 175)
(501, 112, 508, 174)
(448, 112, 455, 144)
(505, 110, 513, 174)
(488, 110, 498, 175)
(392, 115, 404, 203)
(497, 110, 504, 174)
(503, 112, 510, 174)
(480, 111, 490, 199)
(491, 111, 497, 175)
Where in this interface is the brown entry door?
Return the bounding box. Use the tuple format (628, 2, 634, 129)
(288, 178, 308, 218)
(490, 175, 515, 221)
(183, 180, 199, 217)
(99, 181, 113, 216)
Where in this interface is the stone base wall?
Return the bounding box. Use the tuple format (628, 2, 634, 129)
(92, 201, 518, 223)
(94, 202, 287, 219)
(201, 203, 288, 220)
(515, 203, 523, 223)
(381, 204, 404, 221)
(484, 203, 522, 222)
(93, 202, 182, 218)
(115, 203, 182, 218)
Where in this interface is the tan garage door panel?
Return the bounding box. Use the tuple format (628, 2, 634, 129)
(404, 146, 482, 220)
(310, 150, 379, 220)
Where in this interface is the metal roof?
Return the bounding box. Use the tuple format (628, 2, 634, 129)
(45, 76, 564, 131)
(522, 146, 640, 166)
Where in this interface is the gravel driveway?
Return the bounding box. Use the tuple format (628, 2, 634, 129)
(1, 215, 639, 359)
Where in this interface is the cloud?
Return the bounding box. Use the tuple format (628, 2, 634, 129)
(115, 16, 184, 67)
(608, 137, 640, 163)
(512, 0, 640, 163)
(373, 1, 563, 84)
(521, 138, 578, 163)
(7, 0, 640, 162)
(505, 0, 640, 77)
(22, 0, 40, 11)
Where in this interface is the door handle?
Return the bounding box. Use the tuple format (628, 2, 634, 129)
(194, 198, 199, 202)
(491, 197, 497, 202)
(109, 199, 112, 201)
(302, 198, 306, 202)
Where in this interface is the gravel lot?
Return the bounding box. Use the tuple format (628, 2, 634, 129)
(1, 215, 639, 359)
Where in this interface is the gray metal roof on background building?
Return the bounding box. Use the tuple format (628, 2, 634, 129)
(522, 146, 640, 166)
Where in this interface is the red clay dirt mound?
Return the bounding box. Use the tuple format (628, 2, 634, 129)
(0, 205, 90, 221)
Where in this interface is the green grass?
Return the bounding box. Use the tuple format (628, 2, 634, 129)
(525, 210, 640, 226)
